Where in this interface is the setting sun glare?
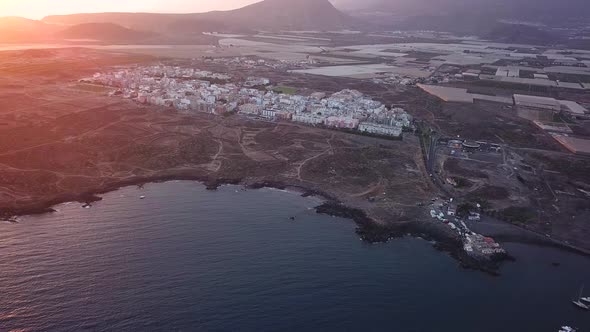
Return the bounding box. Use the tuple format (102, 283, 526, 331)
(0, 0, 259, 19)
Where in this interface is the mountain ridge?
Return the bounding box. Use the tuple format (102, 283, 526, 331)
(0, 16, 59, 42)
(56, 23, 156, 42)
(333, 0, 590, 25)
(0, 17, 156, 43)
(42, 0, 352, 33)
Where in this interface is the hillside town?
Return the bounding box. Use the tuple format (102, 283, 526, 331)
(82, 65, 413, 138)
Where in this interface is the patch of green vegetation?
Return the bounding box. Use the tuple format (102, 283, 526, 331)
(457, 203, 475, 218)
(453, 177, 471, 188)
(273, 86, 297, 95)
(204, 78, 230, 85)
(251, 85, 269, 92)
(497, 206, 536, 224)
(417, 126, 433, 153)
(470, 198, 491, 211)
(457, 198, 491, 217)
(552, 113, 566, 123)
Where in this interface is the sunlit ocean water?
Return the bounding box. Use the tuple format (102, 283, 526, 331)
(1, 181, 589, 331)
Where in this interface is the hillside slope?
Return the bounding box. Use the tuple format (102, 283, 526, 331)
(42, 0, 352, 33)
(333, 0, 590, 25)
(56, 23, 155, 41)
(0, 17, 59, 42)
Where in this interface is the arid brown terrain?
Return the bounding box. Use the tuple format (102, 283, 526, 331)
(414, 90, 590, 251)
(4, 48, 589, 275)
(0, 49, 435, 238)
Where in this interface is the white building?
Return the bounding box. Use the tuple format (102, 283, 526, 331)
(239, 103, 262, 115)
(324, 116, 359, 129)
(261, 110, 277, 119)
(206, 95, 216, 104)
(358, 122, 402, 137)
(292, 114, 325, 125)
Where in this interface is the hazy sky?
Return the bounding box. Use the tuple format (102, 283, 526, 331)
(0, 0, 261, 19)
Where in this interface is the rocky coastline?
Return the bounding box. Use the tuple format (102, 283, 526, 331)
(314, 201, 514, 275)
(0, 174, 555, 276)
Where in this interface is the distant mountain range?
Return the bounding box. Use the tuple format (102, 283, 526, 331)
(0, 0, 588, 45)
(0, 0, 350, 43)
(42, 0, 352, 34)
(333, 0, 590, 29)
(0, 16, 155, 43)
(333, 0, 590, 17)
(330, 0, 590, 46)
(57, 23, 156, 41)
(0, 17, 59, 42)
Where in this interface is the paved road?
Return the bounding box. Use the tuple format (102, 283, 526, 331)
(426, 135, 454, 198)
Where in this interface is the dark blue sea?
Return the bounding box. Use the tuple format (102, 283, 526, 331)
(1, 181, 589, 332)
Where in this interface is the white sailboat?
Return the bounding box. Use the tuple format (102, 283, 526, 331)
(572, 285, 589, 310)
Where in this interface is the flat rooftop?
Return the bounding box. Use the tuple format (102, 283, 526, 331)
(544, 66, 590, 76)
(417, 84, 473, 103)
(559, 100, 589, 115)
(557, 81, 584, 90)
(290, 64, 431, 79)
(514, 94, 561, 110)
(552, 134, 590, 155)
(533, 121, 573, 134)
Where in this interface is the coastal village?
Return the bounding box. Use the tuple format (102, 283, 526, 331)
(83, 63, 507, 261)
(3, 0, 590, 329)
(428, 197, 506, 260)
(83, 65, 413, 138)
